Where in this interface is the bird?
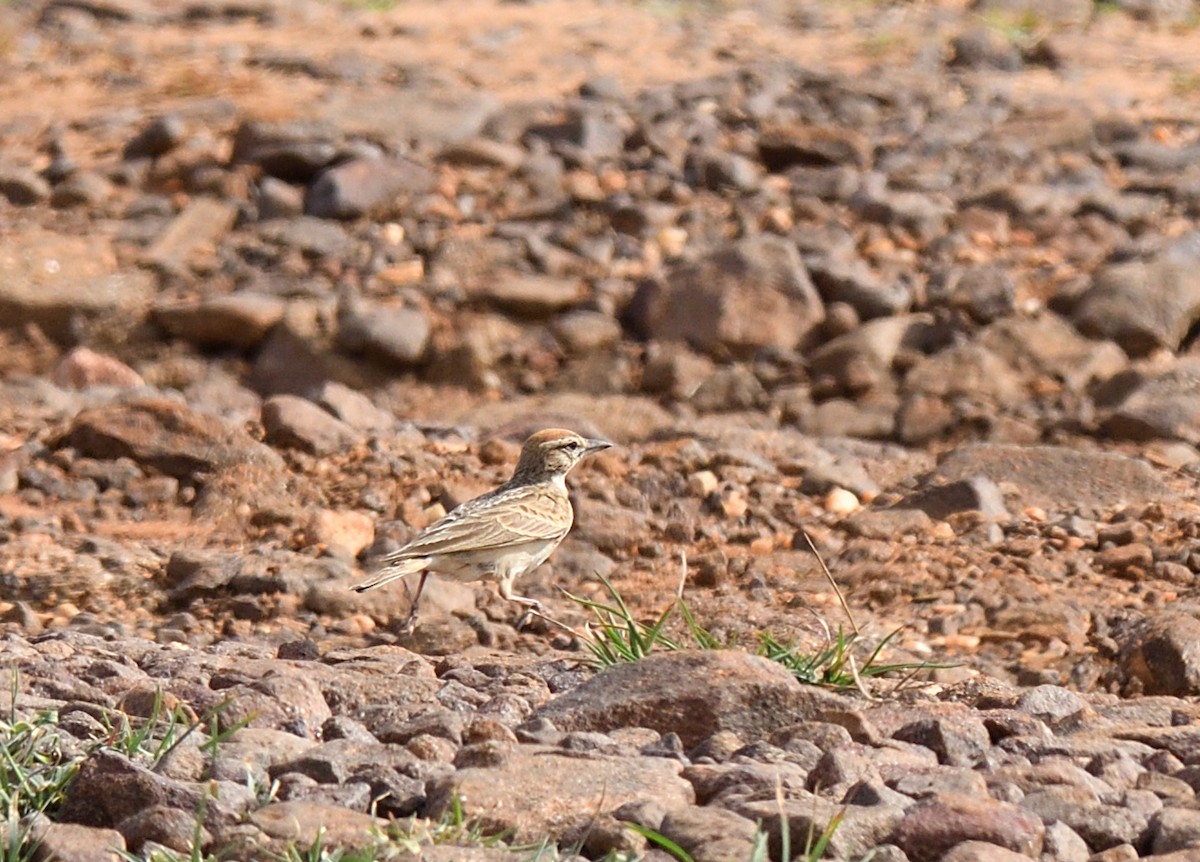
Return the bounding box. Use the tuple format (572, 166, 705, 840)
(352, 428, 612, 632)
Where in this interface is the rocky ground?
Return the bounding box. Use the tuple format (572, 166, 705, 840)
(5, 0, 1200, 858)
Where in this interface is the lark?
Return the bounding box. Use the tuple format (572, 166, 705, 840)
(352, 428, 612, 632)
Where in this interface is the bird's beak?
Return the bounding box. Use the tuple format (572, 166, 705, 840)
(584, 438, 613, 454)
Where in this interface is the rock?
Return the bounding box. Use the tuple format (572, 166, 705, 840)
(1043, 820, 1091, 862)
(25, 814, 126, 862)
(311, 382, 395, 433)
(116, 805, 209, 855)
(153, 293, 287, 349)
(627, 235, 824, 357)
(949, 28, 1022, 71)
(261, 395, 363, 455)
(306, 509, 374, 558)
(50, 171, 114, 208)
(57, 750, 239, 829)
(321, 87, 499, 149)
(931, 444, 1173, 515)
(807, 254, 911, 319)
(63, 398, 284, 480)
(142, 197, 240, 278)
(898, 476, 1010, 521)
(551, 310, 623, 354)
(809, 314, 934, 394)
(250, 801, 385, 848)
(164, 549, 241, 599)
(426, 744, 693, 842)
(52, 347, 145, 390)
(439, 137, 527, 171)
(740, 797, 906, 861)
(0, 227, 155, 342)
(231, 119, 340, 182)
(657, 806, 761, 862)
(757, 122, 872, 171)
(1075, 235, 1200, 355)
(940, 840, 1031, 862)
(1102, 358, 1200, 444)
(893, 715, 992, 767)
(476, 274, 586, 318)
(1119, 613, 1200, 696)
(0, 164, 52, 204)
(889, 795, 1045, 862)
(1021, 786, 1158, 851)
(336, 296, 431, 366)
(1151, 808, 1200, 855)
(305, 156, 436, 220)
(123, 114, 187, 159)
(536, 650, 853, 748)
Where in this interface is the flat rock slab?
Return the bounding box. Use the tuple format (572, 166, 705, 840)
(0, 227, 155, 341)
(250, 801, 385, 848)
(62, 398, 283, 480)
(932, 444, 1174, 514)
(426, 743, 693, 842)
(536, 650, 853, 748)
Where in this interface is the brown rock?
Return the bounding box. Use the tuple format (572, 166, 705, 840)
(52, 347, 145, 390)
(0, 228, 156, 342)
(1120, 613, 1200, 696)
(143, 197, 239, 277)
(890, 795, 1045, 862)
(536, 650, 853, 748)
(426, 744, 693, 842)
(153, 293, 287, 349)
(250, 801, 386, 847)
(26, 815, 126, 862)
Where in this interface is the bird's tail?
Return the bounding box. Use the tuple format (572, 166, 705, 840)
(351, 557, 430, 593)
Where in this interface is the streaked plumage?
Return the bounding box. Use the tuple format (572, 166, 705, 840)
(353, 428, 611, 631)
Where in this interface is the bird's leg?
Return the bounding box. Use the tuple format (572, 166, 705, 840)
(497, 576, 544, 630)
(398, 571, 430, 635)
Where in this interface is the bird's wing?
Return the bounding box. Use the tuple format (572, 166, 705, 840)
(383, 484, 571, 561)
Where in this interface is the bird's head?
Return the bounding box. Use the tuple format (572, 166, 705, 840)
(512, 428, 612, 481)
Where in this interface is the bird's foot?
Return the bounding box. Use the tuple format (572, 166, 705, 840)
(396, 611, 419, 636)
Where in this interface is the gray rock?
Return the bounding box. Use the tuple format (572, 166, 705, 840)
(1151, 808, 1200, 854)
(898, 476, 1010, 521)
(740, 797, 905, 861)
(261, 395, 363, 455)
(932, 444, 1174, 515)
(1118, 613, 1200, 697)
(116, 804, 208, 855)
(627, 235, 823, 357)
(1075, 236, 1200, 355)
(657, 805, 760, 862)
(476, 274, 586, 318)
(305, 156, 436, 220)
(337, 296, 431, 366)
(1102, 358, 1200, 444)
(231, 119, 341, 182)
(1042, 819, 1091, 862)
(809, 314, 935, 394)
(757, 122, 871, 171)
(311, 382, 395, 433)
(893, 715, 992, 767)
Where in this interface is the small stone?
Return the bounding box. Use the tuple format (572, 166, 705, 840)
(52, 347, 145, 390)
(824, 487, 860, 515)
